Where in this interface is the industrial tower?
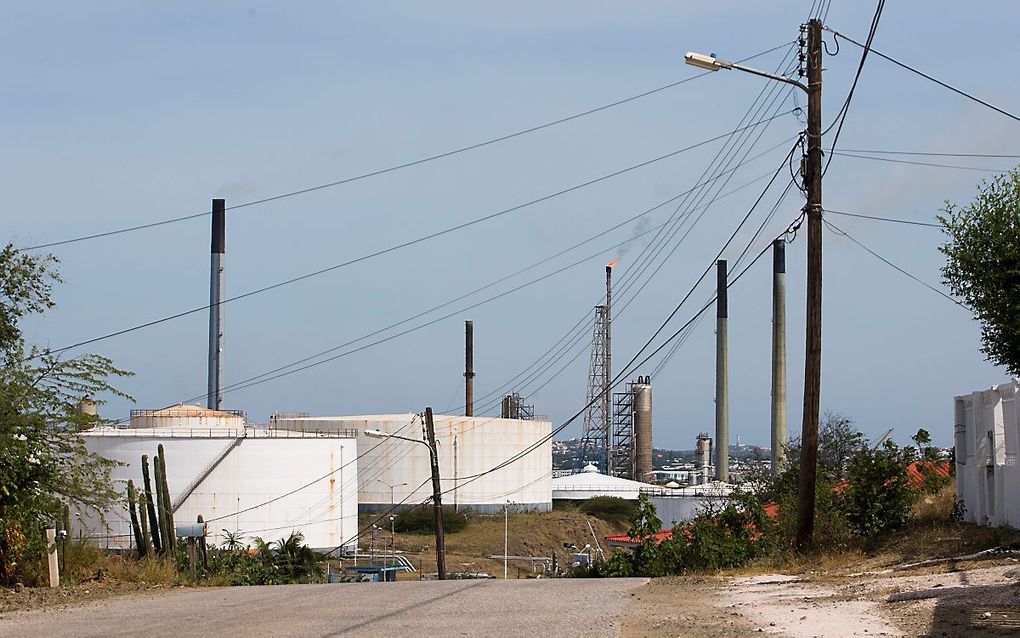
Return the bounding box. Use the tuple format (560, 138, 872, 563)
(578, 304, 609, 471)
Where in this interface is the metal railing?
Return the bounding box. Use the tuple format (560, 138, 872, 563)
(85, 426, 358, 439)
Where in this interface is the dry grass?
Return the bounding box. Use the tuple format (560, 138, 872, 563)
(362, 508, 628, 578)
(911, 483, 957, 523)
(60, 541, 181, 586)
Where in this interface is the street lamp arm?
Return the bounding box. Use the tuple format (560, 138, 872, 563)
(730, 62, 809, 94)
(684, 51, 808, 93)
(364, 429, 431, 448)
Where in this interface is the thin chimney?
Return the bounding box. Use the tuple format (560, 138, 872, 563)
(207, 199, 225, 411)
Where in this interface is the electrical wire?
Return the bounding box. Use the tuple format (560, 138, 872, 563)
(18, 42, 796, 252)
(821, 0, 885, 175)
(39, 111, 796, 359)
(822, 219, 964, 306)
(828, 27, 1020, 123)
(838, 149, 1020, 159)
(831, 151, 1009, 173)
(823, 208, 941, 228)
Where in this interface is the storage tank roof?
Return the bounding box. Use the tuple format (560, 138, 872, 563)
(134, 404, 243, 419)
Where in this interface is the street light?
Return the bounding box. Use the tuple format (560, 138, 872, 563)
(685, 20, 824, 551)
(377, 478, 409, 505)
(365, 409, 448, 579)
(684, 51, 808, 93)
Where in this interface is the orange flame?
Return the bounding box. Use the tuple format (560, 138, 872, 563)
(607, 260, 619, 268)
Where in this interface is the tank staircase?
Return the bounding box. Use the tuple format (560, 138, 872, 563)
(172, 433, 245, 512)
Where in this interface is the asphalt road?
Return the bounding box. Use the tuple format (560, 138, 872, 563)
(2, 578, 648, 637)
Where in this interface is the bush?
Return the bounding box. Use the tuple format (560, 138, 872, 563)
(579, 496, 637, 524)
(392, 506, 468, 535)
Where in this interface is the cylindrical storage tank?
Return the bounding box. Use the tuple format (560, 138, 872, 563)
(271, 413, 553, 514)
(633, 378, 653, 482)
(129, 404, 244, 430)
(77, 426, 358, 552)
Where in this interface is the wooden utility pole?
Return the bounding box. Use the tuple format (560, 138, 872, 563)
(795, 18, 824, 550)
(464, 321, 474, 416)
(423, 407, 447, 580)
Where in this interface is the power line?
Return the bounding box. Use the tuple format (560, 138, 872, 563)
(822, 219, 963, 306)
(828, 27, 1020, 123)
(18, 42, 796, 253)
(838, 148, 1020, 159)
(40, 111, 795, 359)
(832, 151, 1009, 173)
(823, 208, 941, 228)
(822, 0, 885, 175)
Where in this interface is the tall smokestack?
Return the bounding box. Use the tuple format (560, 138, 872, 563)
(464, 320, 474, 417)
(207, 198, 225, 411)
(633, 376, 653, 483)
(715, 260, 729, 483)
(771, 239, 787, 476)
(604, 262, 615, 472)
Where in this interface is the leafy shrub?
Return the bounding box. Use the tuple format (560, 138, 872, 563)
(392, 506, 468, 534)
(579, 496, 637, 524)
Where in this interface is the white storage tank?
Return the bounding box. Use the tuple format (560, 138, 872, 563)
(79, 407, 359, 552)
(271, 413, 552, 514)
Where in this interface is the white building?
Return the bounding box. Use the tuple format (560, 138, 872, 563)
(954, 381, 1020, 528)
(270, 413, 552, 513)
(551, 464, 656, 501)
(79, 405, 359, 552)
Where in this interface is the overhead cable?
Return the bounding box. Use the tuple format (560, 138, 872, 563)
(828, 27, 1020, 124)
(19, 42, 796, 252)
(40, 110, 795, 359)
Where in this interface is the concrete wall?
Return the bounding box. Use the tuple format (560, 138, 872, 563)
(271, 414, 552, 513)
(80, 428, 359, 551)
(955, 381, 1020, 528)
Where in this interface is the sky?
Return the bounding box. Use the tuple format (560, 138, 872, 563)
(5, 1, 1020, 449)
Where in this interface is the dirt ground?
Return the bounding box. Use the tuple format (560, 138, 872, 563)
(620, 559, 1020, 637)
(0, 580, 174, 616)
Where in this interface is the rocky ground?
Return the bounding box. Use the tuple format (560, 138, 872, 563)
(620, 559, 1020, 637)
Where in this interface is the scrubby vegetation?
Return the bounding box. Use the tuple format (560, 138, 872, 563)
(600, 414, 957, 577)
(392, 506, 469, 535)
(579, 496, 637, 524)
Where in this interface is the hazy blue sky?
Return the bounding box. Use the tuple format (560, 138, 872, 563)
(6, 1, 1019, 449)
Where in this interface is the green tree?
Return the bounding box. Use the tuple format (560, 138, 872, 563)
(0, 245, 130, 585)
(940, 168, 1020, 374)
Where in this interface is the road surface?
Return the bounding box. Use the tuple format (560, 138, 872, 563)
(2, 578, 648, 637)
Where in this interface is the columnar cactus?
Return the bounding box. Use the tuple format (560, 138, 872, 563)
(141, 454, 162, 554)
(127, 479, 145, 558)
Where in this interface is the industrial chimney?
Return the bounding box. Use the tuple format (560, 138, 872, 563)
(207, 198, 225, 411)
(715, 260, 729, 482)
(696, 433, 712, 485)
(464, 320, 474, 417)
(632, 376, 653, 483)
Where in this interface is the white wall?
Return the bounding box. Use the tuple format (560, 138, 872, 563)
(79, 429, 359, 551)
(955, 381, 1020, 528)
(272, 414, 552, 513)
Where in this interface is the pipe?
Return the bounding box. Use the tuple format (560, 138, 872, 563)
(771, 239, 787, 476)
(715, 260, 729, 483)
(207, 198, 225, 411)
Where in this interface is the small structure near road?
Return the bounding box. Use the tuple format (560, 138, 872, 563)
(955, 380, 1020, 528)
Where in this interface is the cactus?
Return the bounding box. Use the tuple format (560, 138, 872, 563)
(156, 445, 176, 558)
(138, 490, 153, 558)
(127, 479, 145, 557)
(141, 454, 162, 554)
(197, 515, 208, 572)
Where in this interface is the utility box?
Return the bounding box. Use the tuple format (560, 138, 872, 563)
(954, 381, 1020, 528)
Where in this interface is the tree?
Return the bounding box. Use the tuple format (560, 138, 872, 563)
(784, 411, 864, 481)
(940, 168, 1020, 375)
(0, 244, 131, 585)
